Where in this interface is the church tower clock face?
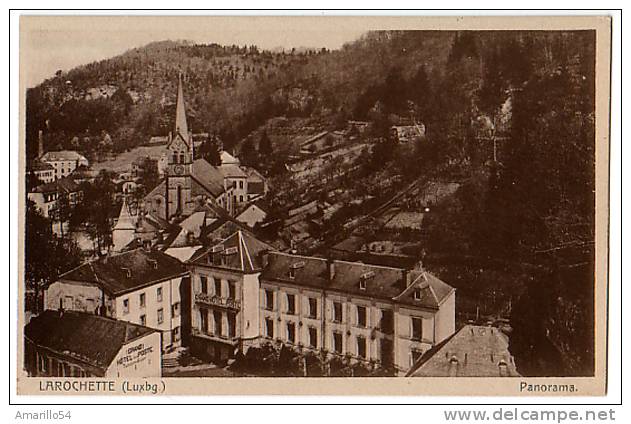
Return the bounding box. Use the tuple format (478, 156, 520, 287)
(174, 164, 184, 175)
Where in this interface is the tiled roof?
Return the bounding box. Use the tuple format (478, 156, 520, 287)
(28, 160, 54, 172)
(58, 248, 187, 296)
(247, 181, 265, 195)
(191, 159, 226, 197)
(189, 230, 274, 273)
(25, 310, 156, 375)
(408, 325, 520, 377)
(261, 252, 453, 308)
(41, 150, 87, 162)
(30, 176, 80, 194)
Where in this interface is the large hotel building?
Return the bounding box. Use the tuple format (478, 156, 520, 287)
(188, 230, 455, 374)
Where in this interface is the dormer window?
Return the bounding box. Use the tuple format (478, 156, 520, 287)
(359, 271, 374, 290)
(414, 288, 422, 300)
(289, 261, 305, 279)
(122, 267, 131, 278)
(359, 279, 367, 290)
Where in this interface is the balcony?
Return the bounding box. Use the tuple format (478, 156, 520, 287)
(194, 292, 241, 311)
(191, 328, 238, 345)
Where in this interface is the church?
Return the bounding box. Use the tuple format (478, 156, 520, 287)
(144, 75, 264, 221)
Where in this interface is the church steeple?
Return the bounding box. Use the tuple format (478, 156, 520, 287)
(175, 73, 189, 140)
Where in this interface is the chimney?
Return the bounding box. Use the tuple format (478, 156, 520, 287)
(402, 269, 412, 287)
(327, 257, 335, 281)
(259, 250, 270, 269)
(38, 130, 44, 158)
(448, 356, 459, 377)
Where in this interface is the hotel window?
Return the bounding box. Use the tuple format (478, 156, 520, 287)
(287, 322, 296, 343)
(214, 278, 222, 297)
(333, 332, 343, 354)
(139, 293, 146, 308)
(122, 298, 129, 314)
(265, 289, 274, 310)
(286, 294, 296, 315)
(157, 308, 164, 325)
(171, 302, 180, 317)
(308, 327, 318, 348)
(357, 336, 367, 359)
(201, 309, 209, 333)
(411, 317, 423, 341)
(265, 317, 274, 338)
(239, 181, 244, 189)
(213, 311, 223, 336)
(157, 286, 163, 302)
(380, 309, 394, 334)
(228, 313, 236, 338)
(173, 326, 181, 342)
(357, 306, 367, 327)
(228, 281, 236, 300)
(332, 302, 343, 322)
(200, 276, 208, 294)
(308, 297, 318, 318)
(140, 314, 146, 326)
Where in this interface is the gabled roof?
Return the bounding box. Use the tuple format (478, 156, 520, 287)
(219, 164, 248, 178)
(28, 160, 54, 172)
(189, 230, 274, 273)
(57, 248, 187, 296)
(191, 159, 226, 197)
(30, 176, 80, 194)
(408, 325, 520, 377)
(41, 150, 87, 162)
(25, 310, 156, 375)
(394, 272, 455, 308)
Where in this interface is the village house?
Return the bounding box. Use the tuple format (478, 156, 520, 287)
(26, 160, 55, 184)
(43, 248, 189, 351)
(24, 310, 161, 378)
(40, 150, 89, 180)
(27, 176, 82, 219)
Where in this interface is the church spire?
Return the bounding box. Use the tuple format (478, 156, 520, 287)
(175, 73, 189, 140)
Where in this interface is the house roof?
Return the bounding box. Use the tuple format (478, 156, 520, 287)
(220, 151, 240, 165)
(261, 252, 453, 308)
(41, 150, 87, 163)
(408, 325, 520, 377)
(247, 181, 265, 195)
(191, 159, 226, 197)
(189, 230, 274, 273)
(30, 176, 80, 195)
(57, 248, 187, 296)
(28, 160, 54, 172)
(219, 164, 248, 178)
(24, 310, 156, 375)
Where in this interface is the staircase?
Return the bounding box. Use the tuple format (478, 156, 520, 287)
(162, 347, 190, 369)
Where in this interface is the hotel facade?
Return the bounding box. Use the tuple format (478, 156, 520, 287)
(187, 230, 455, 374)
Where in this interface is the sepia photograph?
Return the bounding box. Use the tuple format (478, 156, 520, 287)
(16, 14, 612, 396)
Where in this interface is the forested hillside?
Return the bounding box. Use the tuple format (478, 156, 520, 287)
(25, 30, 597, 376)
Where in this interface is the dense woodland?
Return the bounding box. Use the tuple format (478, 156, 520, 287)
(25, 30, 597, 376)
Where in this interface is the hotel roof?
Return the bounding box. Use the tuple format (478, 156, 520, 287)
(261, 252, 454, 308)
(189, 230, 274, 273)
(25, 310, 156, 375)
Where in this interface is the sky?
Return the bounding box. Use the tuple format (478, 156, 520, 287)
(21, 16, 372, 88)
